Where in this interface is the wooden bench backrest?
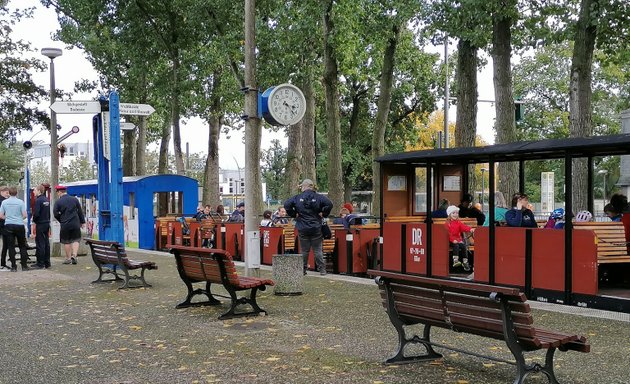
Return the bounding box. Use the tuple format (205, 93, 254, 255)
(170, 246, 240, 286)
(385, 215, 427, 223)
(574, 221, 628, 262)
(86, 239, 129, 265)
(368, 270, 541, 350)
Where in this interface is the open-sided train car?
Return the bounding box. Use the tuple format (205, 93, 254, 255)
(64, 174, 198, 250)
(375, 134, 630, 313)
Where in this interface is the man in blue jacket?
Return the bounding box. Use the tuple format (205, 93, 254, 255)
(284, 179, 333, 275)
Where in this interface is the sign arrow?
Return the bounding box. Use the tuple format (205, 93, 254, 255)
(120, 122, 136, 131)
(50, 100, 101, 114)
(119, 103, 155, 116)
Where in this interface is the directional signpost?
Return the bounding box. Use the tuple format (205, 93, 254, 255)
(50, 94, 154, 245)
(51, 100, 101, 114)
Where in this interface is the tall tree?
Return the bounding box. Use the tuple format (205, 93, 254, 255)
(492, 0, 519, 198)
(321, 0, 344, 210)
(569, 0, 599, 211)
(0, 6, 48, 140)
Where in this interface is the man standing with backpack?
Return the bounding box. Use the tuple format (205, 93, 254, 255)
(284, 179, 333, 275)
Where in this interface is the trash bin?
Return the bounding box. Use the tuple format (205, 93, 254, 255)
(272, 254, 304, 295)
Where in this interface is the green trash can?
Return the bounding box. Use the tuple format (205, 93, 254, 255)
(272, 254, 304, 295)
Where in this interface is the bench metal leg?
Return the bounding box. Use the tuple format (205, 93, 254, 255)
(218, 286, 268, 320)
(176, 281, 221, 308)
(385, 321, 443, 364)
(91, 264, 124, 284)
(117, 267, 154, 290)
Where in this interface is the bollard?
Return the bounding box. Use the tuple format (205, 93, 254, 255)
(272, 254, 304, 295)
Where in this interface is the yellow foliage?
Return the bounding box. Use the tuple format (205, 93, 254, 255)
(406, 110, 489, 151)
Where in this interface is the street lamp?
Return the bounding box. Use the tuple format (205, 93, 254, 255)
(598, 169, 608, 211)
(480, 167, 488, 210)
(41, 47, 62, 255)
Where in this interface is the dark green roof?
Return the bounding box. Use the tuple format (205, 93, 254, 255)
(377, 134, 630, 164)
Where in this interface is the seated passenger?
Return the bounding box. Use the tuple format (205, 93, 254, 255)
(544, 208, 565, 229)
(260, 210, 273, 227)
(445, 205, 473, 272)
(604, 203, 622, 222)
(195, 205, 212, 222)
(431, 199, 449, 219)
(609, 193, 629, 253)
(458, 193, 486, 226)
(483, 191, 509, 226)
(505, 193, 537, 228)
(272, 207, 289, 225)
(332, 208, 350, 226)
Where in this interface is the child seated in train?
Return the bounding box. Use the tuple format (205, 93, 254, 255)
(445, 205, 473, 271)
(544, 208, 565, 229)
(604, 204, 622, 222)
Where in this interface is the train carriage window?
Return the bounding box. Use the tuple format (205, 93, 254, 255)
(129, 192, 136, 219)
(414, 167, 428, 213)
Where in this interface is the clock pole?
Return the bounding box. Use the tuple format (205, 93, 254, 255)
(243, 0, 263, 277)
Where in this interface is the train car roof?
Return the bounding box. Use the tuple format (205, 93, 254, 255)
(376, 133, 630, 164)
(62, 174, 198, 187)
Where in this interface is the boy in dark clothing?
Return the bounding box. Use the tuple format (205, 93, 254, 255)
(31, 184, 51, 269)
(284, 179, 333, 275)
(458, 193, 486, 225)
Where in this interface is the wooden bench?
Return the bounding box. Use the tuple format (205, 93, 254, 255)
(85, 239, 158, 289)
(323, 223, 344, 256)
(574, 221, 630, 263)
(169, 246, 275, 320)
(369, 270, 589, 383)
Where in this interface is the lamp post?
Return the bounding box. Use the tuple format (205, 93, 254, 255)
(41, 47, 62, 255)
(598, 169, 608, 211)
(480, 168, 488, 210)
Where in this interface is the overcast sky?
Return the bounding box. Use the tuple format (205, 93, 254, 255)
(8, 0, 497, 170)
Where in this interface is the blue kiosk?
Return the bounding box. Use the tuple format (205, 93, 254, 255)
(64, 175, 198, 250)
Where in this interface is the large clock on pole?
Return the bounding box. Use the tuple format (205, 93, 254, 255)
(261, 83, 306, 126)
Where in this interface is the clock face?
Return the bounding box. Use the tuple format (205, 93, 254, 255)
(267, 84, 306, 126)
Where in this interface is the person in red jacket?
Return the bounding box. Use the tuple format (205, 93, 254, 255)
(445, 205, 474, 271)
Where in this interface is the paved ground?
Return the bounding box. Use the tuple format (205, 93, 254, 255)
(0, 250, 628, 384)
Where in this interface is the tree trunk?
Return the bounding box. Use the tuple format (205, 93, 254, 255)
(158, 117, 171, 174)
(345, 82, 362, 203)
(122, 129, 136, 176)
(302, 72, 316, 182)
(371, 24, 401, 216)
(569, 0, 598, 212)
(171, 53, 185, 175)
(203, 73, 222, 207)
(157, 117, 171, 217)
(135, 117, 148, 175)
(454, 39, 478, 195)
(454, 39, 478, 149)
(322, 0, 344, 211)
(285, 120, 302, 200)
(492, 6, 519, 199)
